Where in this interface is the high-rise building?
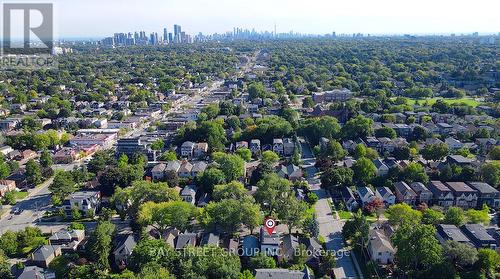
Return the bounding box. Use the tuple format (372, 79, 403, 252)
(163, 28, 168, 42)
(168, 33, 173, 44)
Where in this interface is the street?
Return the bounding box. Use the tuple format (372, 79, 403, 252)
(299, 138, 361, 278)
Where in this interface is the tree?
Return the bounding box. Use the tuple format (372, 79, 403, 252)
(401, 162, 429, 184)
(302, 96, 314, 108)
(177, 246, 241, 279)
(386, 203, 422, 226)
(150, 139, 165, 151)
(200, 199, 261, 235)
(212, 181, 248, 201)
(49, 171, 77, 205)
(302, 216, 319, 238)
(341, 115, 374, 140)
(276, 193, 308, 234)
(261, 151, 279, 164)
(160, 151, 177, 161)
(215, 153, 245, 182)
(488, 146, 500, 160)
(0, 231, 18, 256)
(129, 239, 178, 272)
(465, 205, 490, 225)
(444, 207, 465, 226)
(320, 167, 353, 191)
(442, 240, 478, 268)
(322, 140, 347, 162)
(236, 148, 252, 162)
(137, 262, 174, 279)
(25, 159, 43, 185)
(342, 210, 369, 246)
(364, 197, 384, 215)
(352, 157, 376, 184)
(255, 174, 291, 214)
(40, 149, 53, 168)
(248, 82, 267, 99)
(421, 143, 449, 161)
(88, 221, 115, 270)
(138, 201, 198, 234)
(318, 251, 337, 278)
(197, 167, 226, 194)
(299, 116, 341, 145)
(479, 162, 500, 187)
(477, 248, 500, 276)
(422, 208, 444, 225)
(375, 127, 397, 139)
(392, 223, 443, 272)
(0, 155, 10, 179)
(249, 253, 276, 270)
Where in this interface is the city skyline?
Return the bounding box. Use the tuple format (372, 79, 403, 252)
(46, 0, 499, 39)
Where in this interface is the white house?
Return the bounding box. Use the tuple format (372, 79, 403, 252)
(375, 187, 396, 207)
(357, 187, 376, 205)
(368, 228, 395, 265)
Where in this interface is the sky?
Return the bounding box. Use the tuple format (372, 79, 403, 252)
(5, 0, 500, 39)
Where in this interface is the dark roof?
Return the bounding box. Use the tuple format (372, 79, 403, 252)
(174, 233, 197, 249)
(428, 181, 452, 195)
(445, 182, 476, 194)
(113, 233, 137, 254)
(461, 224, 496, 245)
(260, 227, 280, 245)
(437, 224, 471, 243)
(254, 269, 307, 279)
(467, 182, 498, 194)
(200, 233, 220, 246)
(409, 182, 430, 194)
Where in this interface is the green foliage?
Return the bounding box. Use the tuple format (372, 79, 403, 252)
(177, 245, 241, 279)
(235, 148, 252, 162)
(212, 181, 248, 201)
(421, 143, 449, 161)
(40, 149, 53, 168)
(352, 157, 377, 184)
(214, 153, 245, 182)
(138, 201, 198, 234)
(129, 239, 178, 272)
(444, 207, 465, 226)
(196, 167, 226, 194)
(261, 151, 280, 164)
(479, 162, 500, 187)
(248, 252, 276, 270)
(200, 198, 261, 235)
(160, 151, 178, 161)
(49, 171, 77, 204)
(87, 221, 116, 270)
(386, 203, 422, 226)
(25, 159, 43, 185)
(421, 208, 444, 225)
(299, 116, 341, 145)
(341, 115, 374, 140)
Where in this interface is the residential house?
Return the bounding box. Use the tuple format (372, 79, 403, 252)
(375, 187, 396, 207)
(17, 266, 55, 279)
(461, 224, 497, 249)
(0, 180, 17, 197)
(427, 181, 454, 208)
(276, 164, 303, 181)
(254, 268, 312, 279)
(66, 191, 101, 216)
(181, 141, 195, 158)
(341, 187, 359, 211)
(250, 139, 261, 154)
(191, 161, 207, 177)
(181, 185, 196, 204)
(31, 245, 62, 268)
(357, 187, 376, 206)
(467, 182, 500, 208)
(394, 181, 417, 205)
(178, 161, 193, 178)
(436, 224, 471, 245)
(409, 182, 433, 205)
(446, 182, 478, 209)
(446, 155, 473, 167)
(368, 228, 395, 265)
(151, 163, 167, 181)
(193, 142, 208, 159)
(273, 139, 284, 156)
(165, 160, 181, 174)
(260, 227, 280, 257)
(200, 233, 220, 247)
(53, 148, 78, 164)
(373, 159, 389, 176)
(300, 237, 323, 266)
(113, 233, 137, 268)
(445, 137, 464, 150)
(281, 234, 300, 262)
(48, 229, 85, 251)
(283, 138, 295, 156)
(236, 141, 249, 150)
(174, 233, 197, 250)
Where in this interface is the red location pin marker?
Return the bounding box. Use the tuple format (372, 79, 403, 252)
(264, 218, 276, 236)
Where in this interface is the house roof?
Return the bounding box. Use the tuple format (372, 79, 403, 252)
(282, 234, 299, 255)
(260, 227, 280, 245)
(445, 182, 476, 194)
(181, 185, 196, 196)
(376, 187, 394, 198)
(200, 233, 220, 246)
(467, 182, 498, 194)
(151, 163, 166, 173)
(461, 224, 496, 243)
(113, 233, 137, 255)
(428, 181, 452, 195)
(394, 182, 417, 197)
(242, 235, 259, 256)
(357, 187, 375, 198)
(369, 229, 395, 253)
(32, 245, 59, 262)
(409, 182, 430, 194)
(175, 233, 197, 249)
(18, 266, 53, 279)
(437, 224, 471, 243)
(254, 269, 307, 279)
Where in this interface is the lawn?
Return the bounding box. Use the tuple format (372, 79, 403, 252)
(405, 97, 482, 107)
(337, 210, 353, 220)
(14, 191, 29, 200)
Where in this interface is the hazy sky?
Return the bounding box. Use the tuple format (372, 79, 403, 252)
(24, 0, 500, 38)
